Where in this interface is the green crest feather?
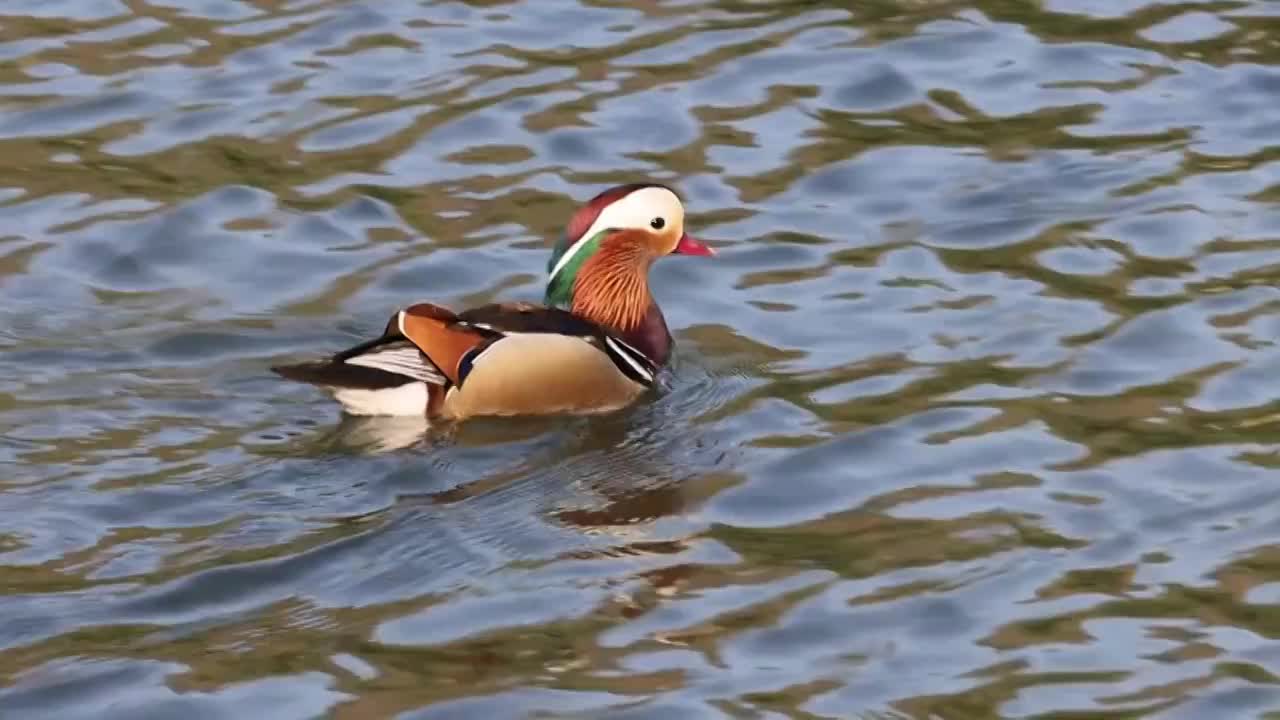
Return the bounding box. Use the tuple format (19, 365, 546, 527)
(545, 229, 610, 307)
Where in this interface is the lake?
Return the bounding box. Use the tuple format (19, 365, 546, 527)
(3, 1, 1280, 718)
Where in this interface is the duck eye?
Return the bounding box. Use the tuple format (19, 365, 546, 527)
(650, 217, 665, 230)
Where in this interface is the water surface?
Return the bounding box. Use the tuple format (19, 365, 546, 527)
(4, 1, 1280, 717)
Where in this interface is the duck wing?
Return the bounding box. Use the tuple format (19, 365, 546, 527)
(270, 303, 488, 390)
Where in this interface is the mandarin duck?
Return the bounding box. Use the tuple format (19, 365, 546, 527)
(271, 183, 715, 417)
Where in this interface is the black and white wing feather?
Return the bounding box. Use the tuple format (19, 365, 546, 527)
(272, 333, 446, 389)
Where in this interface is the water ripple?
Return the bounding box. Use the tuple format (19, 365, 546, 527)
(3, 0, 1280, 717)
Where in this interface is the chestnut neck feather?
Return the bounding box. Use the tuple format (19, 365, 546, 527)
(571, 238, 652, 335)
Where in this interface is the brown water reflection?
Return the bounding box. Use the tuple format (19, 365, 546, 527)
(4, 0, 1280, 718)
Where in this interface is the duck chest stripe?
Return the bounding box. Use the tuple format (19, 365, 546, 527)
(603, 335, 655, 386)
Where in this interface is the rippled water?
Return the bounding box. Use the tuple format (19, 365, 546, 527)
(4, 1, 1280, 717)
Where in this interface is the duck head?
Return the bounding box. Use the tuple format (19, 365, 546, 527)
(543, 184, 714, 366)
(544, 184, 713, 337)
